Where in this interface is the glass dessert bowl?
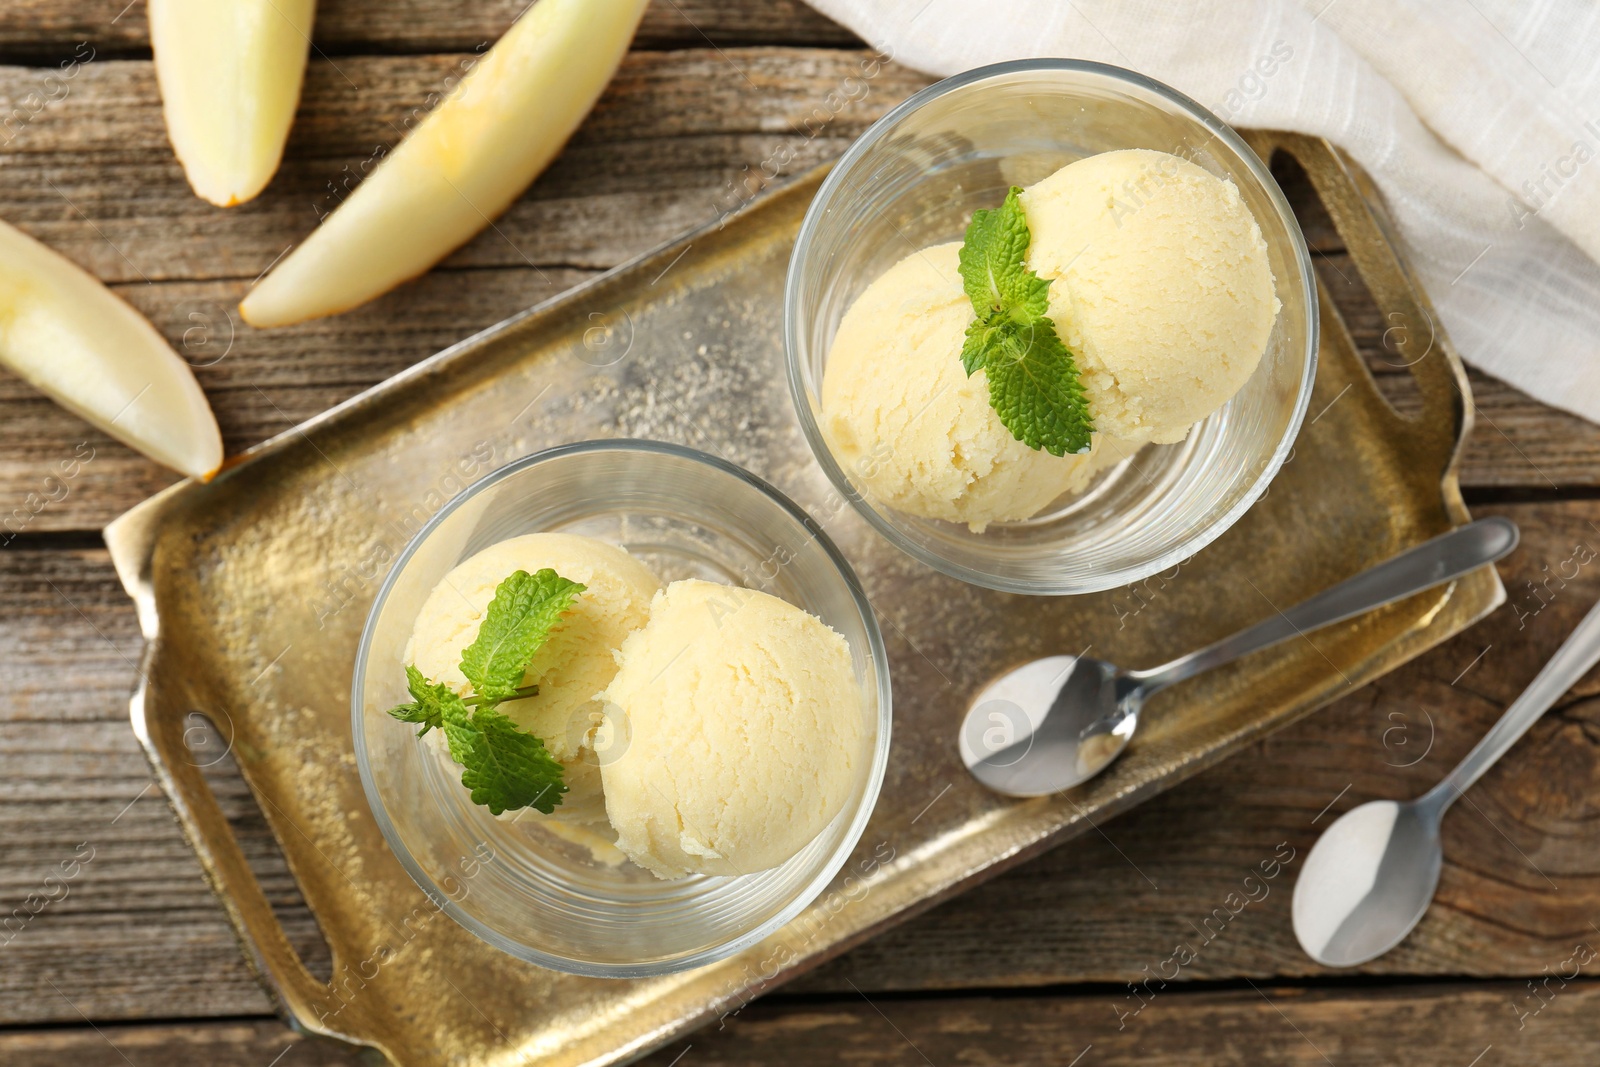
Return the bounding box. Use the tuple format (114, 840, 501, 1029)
(785, 59, 1317, 595)
(352, 440, 891, 977)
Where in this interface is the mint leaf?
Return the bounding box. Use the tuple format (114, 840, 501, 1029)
(387, 665, 461, 736)
(442, 703, 567, 816)
(959, 320, 999, 376)
(977, 318, 1094, 455)
(958, 186, 1049, 319)
(459, 569, 585, 704)
(956, 185, 1093, 456)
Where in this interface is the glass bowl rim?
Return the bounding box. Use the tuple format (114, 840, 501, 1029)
(351, 438, 894, 977)
(782, 57, 1320, 595)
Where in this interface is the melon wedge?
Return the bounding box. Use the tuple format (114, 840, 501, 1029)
(150, 0, 316, 208)
(0, 220, 223, 480)
(240, 0, 648, 328)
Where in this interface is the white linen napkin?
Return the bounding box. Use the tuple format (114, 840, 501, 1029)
(803, 0, 1600, 426)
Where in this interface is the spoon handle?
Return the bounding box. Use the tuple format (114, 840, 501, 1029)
(1132, 518, 1519, 695)
(1423, 594, 1600, 813)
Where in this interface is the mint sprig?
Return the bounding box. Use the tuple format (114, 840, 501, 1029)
(956, 185, 1093, 456)
(388, 568, 585, 815)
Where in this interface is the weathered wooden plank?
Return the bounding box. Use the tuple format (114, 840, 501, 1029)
(0, 1020, 348, 1067)
(0, 48, 1594, 530)
(0, 267, 602, 536)
(0, 547, 331, 1021)
(643, 978, 1600, 1067)
(3, 979, 1596, 1066)
(1407, 371, 1600, 493)
(2, 501, 1598, 1023)
(0, 51, 925, 283)
(0, 0, 863, 60)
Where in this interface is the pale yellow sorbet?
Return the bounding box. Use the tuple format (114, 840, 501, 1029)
(1023, 149, 1279, 444)
(819, 150, 1279, 530)
(406, 532, 661, 824)
(599, 580, 865, 879)
(821, 242, 1125, 531)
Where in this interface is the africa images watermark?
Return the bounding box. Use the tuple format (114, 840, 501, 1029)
(1, 442, 95, 547)
(312, 840, 497, 1028)
(1102, 40, 1295, 230)
(1214, 40, 1295, 127)
(0, 842, 95, 948)
(312, 45, 490, 221)
(305, 438, 504, 628)
(1044, 33, 1297, 400)
(1510, 538, 1596, 630)
(1509, 940, 1595, 1030)
(713, 839, 899, 1032)
(710, 45, 896, 227)
(1506, 120, 1600, 233)
(1111, 557, 1190, 630)
(0, 41, 95, 147)
(1113, 840, 1297, 1029)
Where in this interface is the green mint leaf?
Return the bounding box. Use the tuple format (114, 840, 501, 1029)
(957, 185, 1037, 317)
(442, 703, 567, 816)
(458, 569, 585, 704)
(979, 318, 1094, 456)
(960, 320, 996, 376)
(388, 664, 462, 736)
(956, 185, 1094, 455)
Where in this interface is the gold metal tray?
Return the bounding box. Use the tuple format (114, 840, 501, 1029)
(105, 134, 1501, 1067)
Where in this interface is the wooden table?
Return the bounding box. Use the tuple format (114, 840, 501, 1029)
(2, 4, 1598, 1064)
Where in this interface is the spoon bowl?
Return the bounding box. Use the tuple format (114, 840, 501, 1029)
(1292, 799, 1443, 967)
(959, 655, 1137, 796)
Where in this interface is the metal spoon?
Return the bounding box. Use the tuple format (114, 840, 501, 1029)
(1293, 593, 1600, 967)
(959, 518, 1519, 797)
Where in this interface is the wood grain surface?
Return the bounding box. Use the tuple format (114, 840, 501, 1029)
(1, 4, 1597, 1064)
(0, 0, 863, 58)
(3, 979, 1597, 1066)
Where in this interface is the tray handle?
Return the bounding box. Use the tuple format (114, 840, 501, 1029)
(130, 670, 383, 1055)
(1246, 132, 1475, 502)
